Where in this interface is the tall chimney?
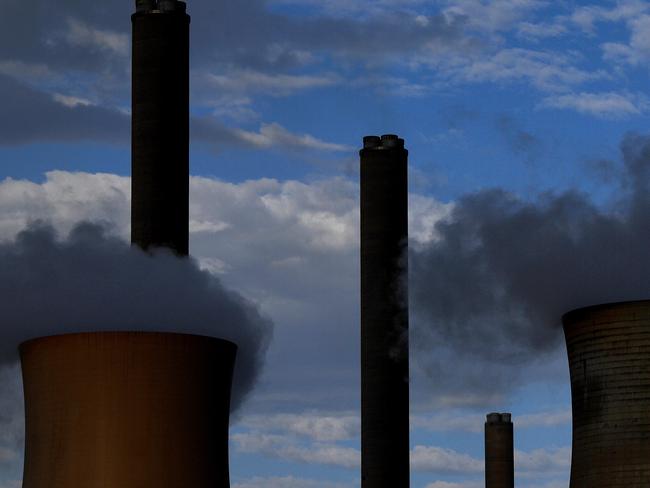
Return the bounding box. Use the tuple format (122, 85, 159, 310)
(131, 0, 190, 256)
(485, 412, 514, 488)
(360, 134, 409, 487)
(563, 300, 650, 487)
(20, 332, 236, 488)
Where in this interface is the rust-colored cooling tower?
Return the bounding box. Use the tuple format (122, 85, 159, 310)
(563, 300, 650, 487)
(360, 135, 409, 488)
(20, 332, 236, 488)
(485, 412, 514, 488)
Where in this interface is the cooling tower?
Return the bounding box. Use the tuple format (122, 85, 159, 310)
(131, 0, 190, 255)
(485, 412, 514, 488)
(360, 134, 409, 487)
(563, 300, 650, 487)
(20, 332, 236, 488)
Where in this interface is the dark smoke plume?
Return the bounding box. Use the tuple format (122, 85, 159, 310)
(0, 221, 273, 413)
(410, 133, 650, 400)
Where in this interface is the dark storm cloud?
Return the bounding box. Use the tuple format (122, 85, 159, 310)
(0, 74, 128, 144)
(190, 1, 468, 70)
(0, 0, 127, 73)
(410, 132, 650, 399)
(0, 0, 468, 75)
(0, 221, 273, 413)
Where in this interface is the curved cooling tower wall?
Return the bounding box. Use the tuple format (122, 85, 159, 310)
(563, 300, 650, 487)
(20, 332, 236, 488)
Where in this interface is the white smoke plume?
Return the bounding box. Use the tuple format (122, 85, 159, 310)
(0, 221, 273, 412)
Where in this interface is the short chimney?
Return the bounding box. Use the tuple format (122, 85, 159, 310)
(485, 412, 514, 488)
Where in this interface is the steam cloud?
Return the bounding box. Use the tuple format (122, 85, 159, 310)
(0, 221, 273, 413)
(410, 133, 650, 399)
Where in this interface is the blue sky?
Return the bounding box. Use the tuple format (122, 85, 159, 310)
(3, 1, 650, 487)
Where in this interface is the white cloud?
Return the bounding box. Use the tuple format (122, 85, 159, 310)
(411, 408, 571, 434)
(0, 481, 21, 488)
(232, 433, 360, 468)
(241, 412, 359, 441)
(202, 70, 339, 97)
(0, 61, 52, 82)
(438, 48, 605, 92)
(540, 91, 649, 118)
(63, 18, 128, 57)
(52, 93, 94, 108)
(233, 475, 353, 488)
(0, 172, 130, 241)
(515, 446, 571, 473)
(411, 445, 483, 474)
(442, 0, 548, 33)
(425, 481, 483, 488)
(233, 123, 353, 152)
(516, 410, 571, 429)
(517, 21, 568, 40)
(411, 413, 484, 433)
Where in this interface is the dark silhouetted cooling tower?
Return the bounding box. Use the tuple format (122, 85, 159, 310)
(360, 134, 409, 488)
(563, 300, 650, 487)
(132, 0, 190, 256)
(485, 412, 514, 488)
(20, 332, 236, 488)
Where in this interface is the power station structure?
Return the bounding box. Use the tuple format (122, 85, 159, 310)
(360, 135, 410, 487)
(20, 332, 236, 488)
(563, 300, 650, 487)
(132, 0, 190, 256)
(20, 2, 238, 487)
(485, 412, 514, 488)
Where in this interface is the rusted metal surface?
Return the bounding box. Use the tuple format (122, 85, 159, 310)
(20, 332, 236, 488)
(563, 300, 650, 487)
(485, 412, 514, 488)
(360, 134, 409, 488)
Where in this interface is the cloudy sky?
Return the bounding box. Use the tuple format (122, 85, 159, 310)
(4, 0, 650, 487)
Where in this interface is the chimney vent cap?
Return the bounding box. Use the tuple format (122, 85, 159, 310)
(486, 412, 512, 424)
(361, 134, 405, 150)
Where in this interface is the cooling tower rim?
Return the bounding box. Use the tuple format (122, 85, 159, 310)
(562, 298, 650, 325)
(19, 331, 237, 354)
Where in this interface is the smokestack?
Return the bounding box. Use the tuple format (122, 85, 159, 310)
(485, 412, 514, 488)
(20, 332, 236, 488)
(563, 300, 650, 487)
(360, 134, 409, 487)
(131, 0, 190, 255)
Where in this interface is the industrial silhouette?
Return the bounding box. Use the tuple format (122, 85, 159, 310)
(132, 0, 190, 255)
(360, 134, 409, 487)
(20, 332, 236, 488)
(563, 300, 650, 487)
(485, 413, 514, 488)
(12, 1, 650, 488)
(20, 2, 238, 487)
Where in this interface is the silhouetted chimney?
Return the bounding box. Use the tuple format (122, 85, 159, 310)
(360, 134, 409, 487)
(131, 0, 190, 255)
(485, 412, 514, 488)
(20, 332, 236, 488)
(563, 300, 650, 487)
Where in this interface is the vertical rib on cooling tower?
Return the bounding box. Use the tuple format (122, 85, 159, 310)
(563, 300, 650, 487)
(360, 134, 409, 488)
(20, 332, 236, 488)
(131, 0, 190, 256)
(485, 412, 514, 488)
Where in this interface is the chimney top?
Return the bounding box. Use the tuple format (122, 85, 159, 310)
(486, 412, 512, 424)
(135, 0, 187, 13)
(361, 134, 405, 150)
